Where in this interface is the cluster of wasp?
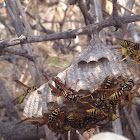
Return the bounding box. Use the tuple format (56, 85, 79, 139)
(47, 75, 136, 136)
(13, 74, 136, 137)
(115, 39, 140, 77)
(116, 39, 140, 63)
(12, 39, 139, 138)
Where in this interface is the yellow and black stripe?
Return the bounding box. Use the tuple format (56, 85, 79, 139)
(27, 86, 38, 93)
(104, 76, 112, 89)
(48, 108, 60, 124)
(86, 108, 100, 117)
(67, 112, 75, 122)
(109, 79, 134, 101)
(94, 76, 112, 108)
(119, 40, 131, 48)
(62, 91, 80, 103)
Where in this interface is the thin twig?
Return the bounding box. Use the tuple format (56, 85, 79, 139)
(0, 55, 14, 62)
(78, 0, 94, 24)
(107, 0, 136, 15)
(24, 0, 33, 12)
(111, 0, 122, 31)
(3, 48, 39, 61)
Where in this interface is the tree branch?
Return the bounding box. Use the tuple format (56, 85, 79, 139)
(0, 55, 13, 63)
(111, 0, 122, 30)
(3, 48, 39, 61)
(112, 0, 118, 17)
(78, 0, 94, 24)
(0, 14, 140, 49)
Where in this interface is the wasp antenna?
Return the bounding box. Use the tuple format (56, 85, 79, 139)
(111, 73, 124, 84)
(14, 80, 30, 89)
(131, 62, 136, 78)
(87, 77, 95, 90)
(114, 40, 121, 46)
(52, 77, 56, 82)
(37, 123, 39, 136)
(70, 79, 79, 89)
(17, 118, 30, 124)
(91, 73, 99, 88)
(65, 70, 68, 86)
(36, 78, 42, 86)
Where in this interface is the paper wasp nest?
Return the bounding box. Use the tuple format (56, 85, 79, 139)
(23, 34, 139, 118)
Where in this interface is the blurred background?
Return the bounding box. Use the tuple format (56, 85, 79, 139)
(0, 0, 140, 139)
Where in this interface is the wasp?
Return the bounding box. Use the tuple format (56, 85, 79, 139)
(49, 78, 80, 103)
(107, 111, 126, 123)
(86, 107, 108, 124)
(114, 39, 140, 77)
(121, 90, 136, 114)
(48, 108, 64, 126)
(67, 115, 91, 131)
(12, 79, 40, 104)
(48, 108, 60, 124)
(108, 79, 134, 101)
(86, 108, 101, 117)
(49, 77, 93, 108)
(105, 79, 135, 115)
(114, 39, 140, 60)
(93, 76, 112, 107)
(81, 75, 114, 108)
(90, 76, 134, 117)
(55, 124, 71, 136)
(67, 112, 75, 123)
(88, 75, 116, 116)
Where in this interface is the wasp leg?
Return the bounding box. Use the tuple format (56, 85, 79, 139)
(36, 78, 42, 87)
(17, 118, 30, 124)
(119, 56, 128, 63)
(88, 77, 96, 90)
(91, 73, 99, 89)
(48, 83, 62, 97)
(23, 90, 27, 97)
(108, 113, 126, 123)
(65, 70, 68, 87)
(37, 123, 39, 136)
(50, 102, 56, 112)
(101, 110, 108, 117)
(111, 72, 126, 85)
(66, 102, 70, 115)
(80, 94, 94, 99)
(111, 48, 122, 52)
(114, 41, 122, 47)
(127, 92, 133, 114)
(70, 80, 79, 90)
(131, 62, 136, 78)
(79, 100, 95, 108)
